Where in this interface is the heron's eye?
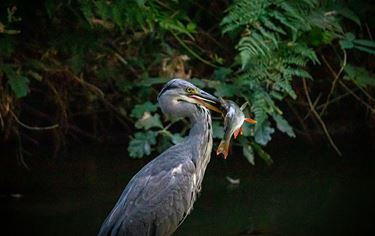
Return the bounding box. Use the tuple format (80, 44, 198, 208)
(186, 87, 196, 94)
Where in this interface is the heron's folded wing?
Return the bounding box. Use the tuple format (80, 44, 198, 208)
(100, 157, 196, 236)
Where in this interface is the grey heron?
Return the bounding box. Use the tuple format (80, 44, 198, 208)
(98, 78, 222, 236)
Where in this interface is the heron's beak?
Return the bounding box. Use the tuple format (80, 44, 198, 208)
(190, 90, 223, 114)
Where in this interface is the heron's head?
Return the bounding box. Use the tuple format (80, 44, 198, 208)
(158, 79, 222, 119)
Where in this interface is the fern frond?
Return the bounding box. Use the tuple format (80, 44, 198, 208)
(222, 0, 320, 144)
(273, 79, 297, 99)
(283, 56, 308, 66)
(237, 31, 272, 60)
(221, 0, 268, 33)
(269, 10, 297, 32)
(289, 43, 320, 64)
(252, 90, 268, 131)
(261, 15, 286, 35)
(256, 24, 279, 47)
(284, 67, 312, 79)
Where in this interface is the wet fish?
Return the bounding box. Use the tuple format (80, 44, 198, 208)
(216, 99, 256, 159)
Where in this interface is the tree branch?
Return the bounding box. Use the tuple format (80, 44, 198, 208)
(302, 79, 342, 156)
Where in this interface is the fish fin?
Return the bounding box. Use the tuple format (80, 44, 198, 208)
(240, 102, 248, 111)
(244, 117, 256, 124)
(216, 140, 229, 159)
(233, 127, 242, 139)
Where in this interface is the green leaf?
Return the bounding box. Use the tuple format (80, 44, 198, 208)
(130, 102, 158, 119)
(0, 36, 15, 57)
(213, 67, 232, 81)
(8, 76, 30, 98)
(135, 113, 163, 130)
(3, 66, 30, 98)
(128, 131, 158, 158)
(159, 18, 194, 40)
(189, 78, 206, 88)
(353, 39, 375, 48)
(243, 143, 255, 165)
(115, 78, 133, 92)
(353, 45, 375, 55)
(69, 53, 84, 73)
(339, 39, 354, 49)
(171, 133, 184, 144)
(252, 142, 273, 165)
(272, 114, 295, 137)
(214, 82, 237, 97)
(159, 130, 184, 145)
(135, 0, 146, 6)
(186, 22, 197, 33)
(239, 50, 251, 69)
(212, 121, 224, 139)
(344, 65, 375, 87)
(44, 0, 57, 18)
(270, 91, 284, 100)
(252, 93, 268, 128)
(321, 31, 337, 44)
(80, 1, 94, 23)
(254, 121, 274, 146)
(344, 32, 355, 41)
(336, 6, 360, 26)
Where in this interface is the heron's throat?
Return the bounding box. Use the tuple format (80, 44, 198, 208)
(188, 106, 213, 166)
(189, 106, 211, 134)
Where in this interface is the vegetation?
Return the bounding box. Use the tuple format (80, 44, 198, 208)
(1, 0, 374, 165)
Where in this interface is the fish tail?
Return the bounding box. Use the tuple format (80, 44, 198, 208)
(216, 140, 230, 159)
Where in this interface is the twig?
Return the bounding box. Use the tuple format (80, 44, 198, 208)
(172, 33, 218, 68)
(302, 79, 342, 156)
(0, 111, 4, 129)
(16, 135, 30, 170)
(198, 29, 229, 52)
(365, 23, 373, 41)
(45, 79, 68, 122)
(315, 89, 358, 110)
(65, 70, 132, 131)
(155, 0, 173, 10)
(20, 133, 40, 146)
(356, 83, 375, 104)
(286, 100, 313, 143)
(322, 50, 374, 113)
(10, 110, 59, 130)
(67, 71, 105, 98)
(338, 81, 375, 112)
(303, 93, 322, 120)
(105, 44, 139, 77)
(320, 50, 347, 115)
(68, 125, 98, 141)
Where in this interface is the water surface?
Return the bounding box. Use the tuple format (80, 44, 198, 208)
(1, 145, 374, 235)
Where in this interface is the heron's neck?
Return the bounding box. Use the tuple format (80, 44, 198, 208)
(188, 106, 213, 166)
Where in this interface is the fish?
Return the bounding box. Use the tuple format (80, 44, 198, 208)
(216, 98, 256, 159)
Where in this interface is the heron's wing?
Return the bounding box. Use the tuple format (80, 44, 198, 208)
(137, 160, 196, 235)
(99, 149, 196, 236)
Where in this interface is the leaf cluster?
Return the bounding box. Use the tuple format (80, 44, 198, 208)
(216, 0, 375, 163)
(0, 0, 374, 164)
